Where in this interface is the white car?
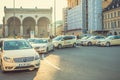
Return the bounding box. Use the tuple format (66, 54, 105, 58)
(0, 39, 40, 72)
(76, 36, 89, 45)
(31, 38, 54, 53)
(82, 36, 105, 46)
(52, 35, 77, 49)
(96, 35, 120, 47)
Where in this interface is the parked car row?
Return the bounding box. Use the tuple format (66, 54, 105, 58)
(77, 35, 120, 47)
(96, 35, 120, 47)
(0, 34, 120, 72)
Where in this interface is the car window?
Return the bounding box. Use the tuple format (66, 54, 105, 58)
(53, 36, 63, 41)
(34, 39, 48, 44)
(106, 36, 114, 39)
(63, 36, 69, 40)
(4, 40, 32, 50)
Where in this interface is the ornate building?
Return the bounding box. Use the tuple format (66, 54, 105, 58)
(67, 0, 81, 8)
(103, 0, 120, 35)
(102, 0, 112, 9)
(3, 7, 52, 38)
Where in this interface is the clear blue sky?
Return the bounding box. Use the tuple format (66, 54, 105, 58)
(0, 0, 67, 24)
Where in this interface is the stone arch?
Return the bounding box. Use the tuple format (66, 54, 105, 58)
(7, 16, 21, 36)
(37, 17, 50, 37)
(23, 17, 35, 38)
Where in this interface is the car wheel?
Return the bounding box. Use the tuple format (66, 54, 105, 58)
(58, 44, 62, 49)
(73, 43, 76, 47)
(106, 42, 110, 47)
(87, 42, 92, 46)
(1, 61, 5, 73)
(52, 46, 55, 51)
(45, 47, 49, 53)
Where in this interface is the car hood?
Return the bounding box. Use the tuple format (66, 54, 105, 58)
(32, 43, 47, 47)
(3, 49, 37, 58)
(98, 39, 110, 42)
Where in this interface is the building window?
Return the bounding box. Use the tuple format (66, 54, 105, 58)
(114, 12, 116, 17)
(111, 13, 113, 18)
(108, 14, 110, 19)
(114, 21, 116, 28)
(118, 19, 120, 28)
(105, 23, 107, 29)
(108, 22, 110, 29)
(118, 11, 120, 17)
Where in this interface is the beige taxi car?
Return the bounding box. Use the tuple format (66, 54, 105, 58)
(96, 35, 120, 47)
(31, 38, 54, 54)
(52, 35, 77, 49)
(0, 39, 40, 72)
(82, 36, 105, 46)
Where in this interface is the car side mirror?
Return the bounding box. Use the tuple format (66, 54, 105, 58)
(0, 48, 3, 52)
(61, 39, 64, 41)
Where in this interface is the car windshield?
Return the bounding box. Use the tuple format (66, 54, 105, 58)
(27, 38, 36, 43)
(4, 40, 32, 50)
(105, 36, 114, 39)
(81, 36, 89, 39)
(53, 36, 63, 41)
(34, 39, 47, 44)
(88, 36, 95, 39)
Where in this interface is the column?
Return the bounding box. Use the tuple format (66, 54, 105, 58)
(5, 25, 8, 37)
(20, 15, 23, 37)
(35, 24, 38, 36)
(20, 24, 23, 36)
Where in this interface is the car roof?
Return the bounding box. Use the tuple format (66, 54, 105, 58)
(0, 38, 26, 41)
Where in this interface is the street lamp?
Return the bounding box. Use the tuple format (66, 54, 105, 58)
(54, 0, 56, 36)
(13, 0, 16, 36)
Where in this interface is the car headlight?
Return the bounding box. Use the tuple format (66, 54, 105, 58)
(35, 47, 40, 49)
(41, 46, 46, 48)
(35, 55, 40, 60)
(3, 57, 13, 62)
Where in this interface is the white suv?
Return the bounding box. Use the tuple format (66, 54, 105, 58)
(0, 39, 40, 72)
(52, 35, 77, 49)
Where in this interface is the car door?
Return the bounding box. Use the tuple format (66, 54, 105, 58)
(63, 36, 69, 46)
(48, 39, 53, 50)
(114, 36, 120, 45)
(0, 41, 3, 65)
(110, 36, 117, 45)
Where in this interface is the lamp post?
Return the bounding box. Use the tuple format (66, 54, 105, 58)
(54, 0, 56, 36)
(13, 0, 16, 36)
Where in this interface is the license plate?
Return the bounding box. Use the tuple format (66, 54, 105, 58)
(19, 63, 30, 67)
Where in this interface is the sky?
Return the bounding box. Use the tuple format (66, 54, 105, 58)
(0, 0, 67, 24)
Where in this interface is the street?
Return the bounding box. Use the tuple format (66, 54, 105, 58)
(0, 46, 120, 80)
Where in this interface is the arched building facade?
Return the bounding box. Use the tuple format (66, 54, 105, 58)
(3, 7, 52, 38)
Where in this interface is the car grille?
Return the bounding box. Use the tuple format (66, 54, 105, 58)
(14, 57, 34, 62)
(14, 65, 34, 70)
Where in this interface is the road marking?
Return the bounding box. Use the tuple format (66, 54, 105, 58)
(41, 54, 61, 71)
(44, 59, 61, 71)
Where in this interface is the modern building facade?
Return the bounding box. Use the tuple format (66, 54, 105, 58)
(88, 0, 102, 33)
(65, 0, 113, 35)
(66, 0, 87, 35)
(66, 0, 103, 35)
(103, 0, 120, 35)
(62, 8, 68, 34)
(3, 7, 52, 38)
